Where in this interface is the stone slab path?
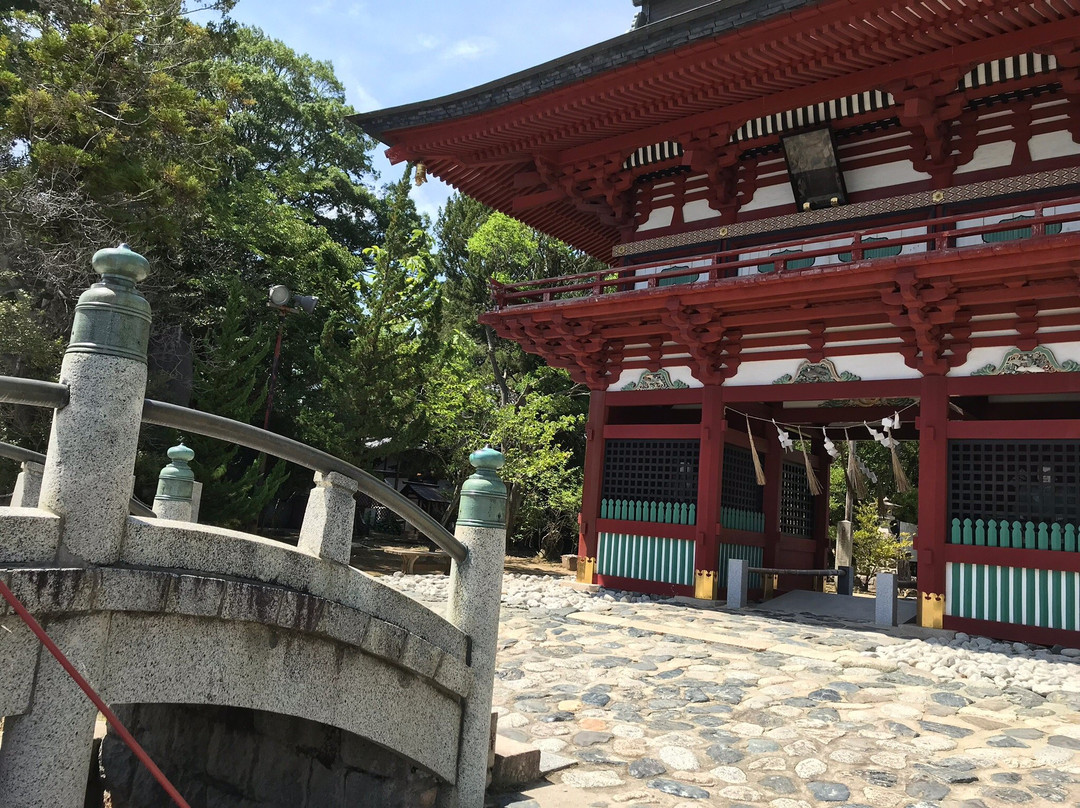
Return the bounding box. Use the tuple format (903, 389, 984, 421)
(384, 574, 1080, 808)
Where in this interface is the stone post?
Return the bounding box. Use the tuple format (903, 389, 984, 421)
(10, 460, 45, 507)
(297, 470, 359, 564)
(153, 443, 197, 522)
(875, 572, 898, 626)
(38, 244, 151, 564)
(837, 565, 854, 597)
(727, 558, 749, 609)
(0, 245, 151, 808)
(835, 520, 853, 568)
(442, 448, 507, 808)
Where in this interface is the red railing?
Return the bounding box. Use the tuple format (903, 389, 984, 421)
(490, 196, 1080, 308)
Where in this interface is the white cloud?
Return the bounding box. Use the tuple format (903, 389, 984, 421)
(351, 82, 382, 112)
(441, 37, 494, 61)
(410, 176, 453, 223)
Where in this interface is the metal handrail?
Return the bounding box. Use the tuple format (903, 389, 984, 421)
(0, 440, 156, 517)
(0, 377, 69, 409)
(141, 399, 467, 562)
(0, 375, 454, 540)
(0, 440, 45, 465)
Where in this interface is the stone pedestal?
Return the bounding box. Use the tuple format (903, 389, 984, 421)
(38, 246, 151, 565)
(297, 470, 360, 564)
(0, 614, 109, 808)
(11, 461, 44, 508)
(875, 572, 898, 626)
(442, 449, 506, 808)
(0, 245, 150, 807)
(727, 558, 749, 609)
(835, 520, 852, 568)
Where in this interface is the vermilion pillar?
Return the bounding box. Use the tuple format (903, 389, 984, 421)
(694, 385, 726, 598)
(762, 417, 783, 571)
(813, 436, 831, 572)
(916, 373, 949, 627)
(577, 388, 607, 582)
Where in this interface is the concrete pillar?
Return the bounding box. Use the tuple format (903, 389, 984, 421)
(727, 558, 749, 609)
(835, 520, 853, 568)
(10, 460, 45, 507)
(0, 245, 151, 807)
(876, 572, 899, 626)
(297, 470, 359, 564)
(442, 448, 507, 808)
(38, 244, 151, 565)
(153, 443, 197, 522)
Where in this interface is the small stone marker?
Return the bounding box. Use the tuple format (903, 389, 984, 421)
(727, 558, 749, 609)
(876, 572, 898, 626)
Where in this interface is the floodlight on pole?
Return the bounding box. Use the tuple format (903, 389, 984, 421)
(268, 284, 291, 306)
(263, 284, 317, 432)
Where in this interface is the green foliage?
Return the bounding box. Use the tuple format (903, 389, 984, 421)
(308, 166, 442, 466)
(851, 499, 907, 587)
(184, 287, 288, 527)
(828, 439, 919, 527)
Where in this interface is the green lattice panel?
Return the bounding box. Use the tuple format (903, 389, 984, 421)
(718, 543, 763, 589)
(947, 563, 1080, 631)
(597, 532, 695, 586)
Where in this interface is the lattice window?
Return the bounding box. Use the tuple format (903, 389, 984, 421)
(949, 440, 1080, 524)
(722, 445, 764, 514)
(780, 461, 814, 537)
(602, 439, 699, 506)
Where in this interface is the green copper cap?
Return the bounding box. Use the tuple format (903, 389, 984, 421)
(457, 446, 507, 528)
(156, 442, 195, 501)
(92, 243, 150, 284)
(167, 443, 195, 464)
(469, 447, 506, 471)
(68, 243, 152, 362)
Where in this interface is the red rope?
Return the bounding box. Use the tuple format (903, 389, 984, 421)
(0, 577, 191, 808)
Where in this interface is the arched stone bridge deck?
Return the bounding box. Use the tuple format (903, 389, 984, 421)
(0, 509, 470, 785)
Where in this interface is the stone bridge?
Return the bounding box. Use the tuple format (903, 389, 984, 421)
(0, 246, 505, 808)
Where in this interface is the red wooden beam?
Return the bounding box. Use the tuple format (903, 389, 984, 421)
(947, 420, 1080, 440)
(603, 423, 701, 439)
(512, 189, 566, 212)
(943, 544, 1080, 573)
(596, 519, 696, 541)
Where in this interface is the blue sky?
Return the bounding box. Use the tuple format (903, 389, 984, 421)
(225, 0, 633, 219)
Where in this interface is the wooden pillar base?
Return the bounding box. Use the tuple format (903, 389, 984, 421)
(918, 592, 945, 628)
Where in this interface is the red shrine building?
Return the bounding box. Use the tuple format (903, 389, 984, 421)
(356, 0, 1080, 645)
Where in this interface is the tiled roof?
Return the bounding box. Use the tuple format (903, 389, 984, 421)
(351, 0, 821, 141)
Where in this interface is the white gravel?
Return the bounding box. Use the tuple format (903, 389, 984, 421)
(381, 570, 664, 612)
(869, 633, 1080, 696)
(382, 570, 1080, 696)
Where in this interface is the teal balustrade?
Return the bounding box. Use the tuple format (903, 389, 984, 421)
(600, 498, 697, 526)
(948, 517, 1080, 552)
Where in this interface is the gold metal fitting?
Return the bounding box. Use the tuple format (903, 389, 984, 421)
(694, 569, 717, 600)
(918, 592, 945, 628)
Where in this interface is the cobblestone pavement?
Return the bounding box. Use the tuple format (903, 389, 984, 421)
(388, 575, 1080, 808)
